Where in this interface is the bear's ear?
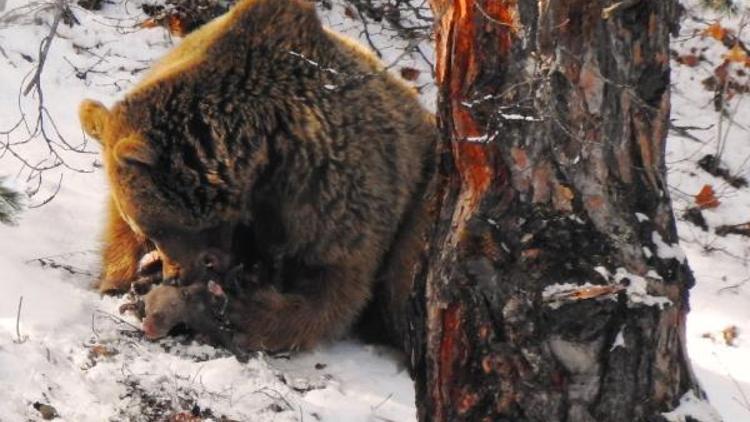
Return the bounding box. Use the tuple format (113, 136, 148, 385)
(79, 99, 110, 144)
(113, 135, 157, 167)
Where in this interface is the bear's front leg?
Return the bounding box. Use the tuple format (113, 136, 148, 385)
(97, 196, 155, 294)
(227, 264, 373, 352)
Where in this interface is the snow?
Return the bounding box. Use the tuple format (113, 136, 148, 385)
(496, 112, 541, 122)
(609, 326, 626, 352)
(0, 0, 749, 421)
(662, 390, 723, 422)
(652, 231, 688, 263)
(669, 2, 750, 420)
(613, 267, 673, 309)
(0, 0, 424, 420)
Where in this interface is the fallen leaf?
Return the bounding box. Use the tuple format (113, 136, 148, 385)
(724, 43, 748, 64)
(168, 412, 201, 422)
(703, 22, 727, 41)
(676, 54, 700, 67)
(695, 184, 720, 209)
(140, 18, 159, 29)
(722, 325, 738, 346)
(89, 344, 117, 359)
(400, 67, 421, 81)
(167, 15, 188, 37)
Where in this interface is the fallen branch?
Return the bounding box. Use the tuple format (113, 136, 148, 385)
(716, 222, 750, 237)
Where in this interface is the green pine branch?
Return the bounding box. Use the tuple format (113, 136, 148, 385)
(0, 177, 24, 225)
(699, 0, 740, 15)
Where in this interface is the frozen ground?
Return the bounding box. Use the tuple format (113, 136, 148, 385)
(0, 0, 427, 420)
(669, 3, 750, 420)
(0, 0, 748, 421)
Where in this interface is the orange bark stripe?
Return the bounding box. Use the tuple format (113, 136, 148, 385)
(436, 303, 462, 418)
(447, 1, 517, 197)
(482, 0, 516, 56)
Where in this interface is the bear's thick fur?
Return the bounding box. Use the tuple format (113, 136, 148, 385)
(79, 0, 436, 351)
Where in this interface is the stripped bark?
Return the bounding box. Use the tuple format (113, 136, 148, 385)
(409, 0, 703, 420)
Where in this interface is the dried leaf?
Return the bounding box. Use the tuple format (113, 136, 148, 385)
(724, 43, 748, 64)
(695, 184, 720, 209)
(400, 67, 421, 81)
(722, 325, 738, 346)
(168, 412, 201, 422)
(703, 22, 728, 41)
(167, 14, 188, 37)
(140, 18, 159, 29)
(676, 54, 700, 67)
(89, 344, 117, 359)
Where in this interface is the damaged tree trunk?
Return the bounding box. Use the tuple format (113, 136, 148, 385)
(409, 0, 704, 420)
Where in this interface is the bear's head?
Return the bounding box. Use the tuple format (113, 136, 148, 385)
(77, 0, 328, 286)
(79, 98, 247, 285)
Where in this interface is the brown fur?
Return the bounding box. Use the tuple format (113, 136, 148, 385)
(141, 284, 192, 340)
(79, 0, 436, 351)
(141, 283, 230, 341)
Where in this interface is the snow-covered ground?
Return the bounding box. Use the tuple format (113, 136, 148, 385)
(0, 1, 427, 420)
(0, 0, 748, 420)
(668, 3, 750, 421)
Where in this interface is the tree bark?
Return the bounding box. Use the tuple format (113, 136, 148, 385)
(409, 1, 704, 421)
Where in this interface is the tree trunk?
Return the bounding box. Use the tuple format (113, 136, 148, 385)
(408, 1, 704, 421)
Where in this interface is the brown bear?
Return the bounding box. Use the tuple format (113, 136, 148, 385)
(79, 0, 436, 352)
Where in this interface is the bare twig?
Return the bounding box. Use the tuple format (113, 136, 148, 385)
(602, 0, 642, 19)
(371, 392, 393, 412)
(717, 277, 750, 294)
(28, 254, 95, 277)
(14, 296, 28, 344)
(94, 309, 142, 332)
(355, 6, 382, 58)
(670, 123, 714, 143)
(91, 313, 100, 339)
(475, 2, 516, 28)
(28, 172, 63, 208)
(254, 386, 295, 411)
(23, 1, 63, 96)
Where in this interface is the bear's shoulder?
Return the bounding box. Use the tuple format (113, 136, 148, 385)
(132, 0, 320, 95)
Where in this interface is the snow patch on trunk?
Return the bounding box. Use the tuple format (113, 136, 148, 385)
(662, 390, 722, 422)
